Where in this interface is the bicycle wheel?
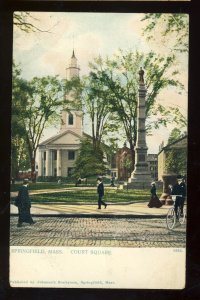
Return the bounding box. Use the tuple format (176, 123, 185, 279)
(179, 206, 186, 225)
(166, 207, 176, 230)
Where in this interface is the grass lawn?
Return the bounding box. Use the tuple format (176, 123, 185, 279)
(10, 177, 113, 192)
(29, 188, 163, 204)
(10, 182, 75, 192)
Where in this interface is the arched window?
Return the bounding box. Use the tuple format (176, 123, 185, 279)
(68, 113, 74, 125)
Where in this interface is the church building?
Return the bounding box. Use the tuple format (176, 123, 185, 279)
(38, 50, 85, 178)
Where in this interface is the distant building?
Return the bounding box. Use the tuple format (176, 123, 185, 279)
(115, 142, 133, 181)
(147, 154, 158, 181)
(109, 154, 118, 179)
(157, 135, 187, 180)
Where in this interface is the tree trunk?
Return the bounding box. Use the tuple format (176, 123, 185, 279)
(31, 156, 36, 183)
(31, 149, 37, 183)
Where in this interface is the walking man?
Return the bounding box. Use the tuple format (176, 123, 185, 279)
(97, 177, 107, 209)
(17, 178, 35, 227)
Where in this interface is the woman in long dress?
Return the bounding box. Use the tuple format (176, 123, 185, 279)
(147, 182, 162, 208)
(17, 179, 35, 227)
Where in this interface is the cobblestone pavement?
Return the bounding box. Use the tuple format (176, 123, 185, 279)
(10, 216, 186, 248)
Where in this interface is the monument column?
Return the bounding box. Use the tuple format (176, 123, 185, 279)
(127, 68, 152, 189)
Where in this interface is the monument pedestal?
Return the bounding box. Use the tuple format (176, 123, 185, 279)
(127, 171, 152, 189)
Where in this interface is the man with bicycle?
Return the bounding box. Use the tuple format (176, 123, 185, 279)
(171, 175, 186, 219)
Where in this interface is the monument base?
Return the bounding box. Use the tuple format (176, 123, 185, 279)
(122, 173, 152, 189)
(126, 181, 152, 189)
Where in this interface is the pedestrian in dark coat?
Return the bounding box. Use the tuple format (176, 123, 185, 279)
(17, 179, 35, 227)
(147, 182, 162, 208)
(97, 177, 107, 209)
(172, 175, 186, 218)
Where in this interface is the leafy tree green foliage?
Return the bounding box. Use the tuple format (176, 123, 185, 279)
(64, 73, 119, 151)
(73, 139, 107, 178)
(142, 13, 189, 53)
(11, 131, 30, 179)
(12, 64, 63, 181)
(149, 105, 187, 132)
(87, 50, 183, 169)
(165, 148, 187, 176)
(122, 157, 132, 180)
(11, 64, 31, 178)
(165, 128, 187, 175)
(167, 128, 186, 144)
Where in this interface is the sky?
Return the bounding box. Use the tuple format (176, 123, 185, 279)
(13, 12, 188, 154)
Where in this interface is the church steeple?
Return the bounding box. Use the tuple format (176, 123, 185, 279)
(71, 49, 75, 58)
(66, 49, 80, 80)
(60, 50, 83, 136)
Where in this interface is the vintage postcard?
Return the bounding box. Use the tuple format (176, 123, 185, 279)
(10, 11, 188, 289)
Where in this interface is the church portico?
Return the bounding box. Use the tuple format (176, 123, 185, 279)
(38, 145, 79, 177)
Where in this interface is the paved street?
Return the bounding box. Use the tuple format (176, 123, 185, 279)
(10, 215, 186, 248)
(10, 202, 170, 216)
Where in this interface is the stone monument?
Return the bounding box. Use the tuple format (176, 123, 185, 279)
(126, 67, 152, 189)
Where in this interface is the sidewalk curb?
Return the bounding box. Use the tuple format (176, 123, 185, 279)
(10, 201, 149, 205)
(10, 213, 166, 219)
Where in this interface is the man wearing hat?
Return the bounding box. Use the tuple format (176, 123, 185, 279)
(171, 175, 186, 218)
(97, 177, 107, 209)
(16, 178, 35, 227)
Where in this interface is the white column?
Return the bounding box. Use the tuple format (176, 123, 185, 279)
(57, 149, 61, 176)
(38, 150, 42, 176)
(46, 149, 51, 176)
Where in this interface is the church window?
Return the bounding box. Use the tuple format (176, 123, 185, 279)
(68, 113, 74, 125)
(68, 150, 75, 160)
(44, 152, 46, 160)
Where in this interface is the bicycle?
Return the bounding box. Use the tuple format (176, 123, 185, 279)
(166, 196, 187, 230)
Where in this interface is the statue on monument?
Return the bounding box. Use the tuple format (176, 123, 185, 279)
(139, 67, 144, 84)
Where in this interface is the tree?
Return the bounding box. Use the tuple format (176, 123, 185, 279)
(141, 13, 189, 53)
(165, 129, 187, 175)
(13, 12, 53, 33)
(88, 50, 184, 169)
(122, 157, 132, 181)
(11, 64, 31, 178)
(12, 12, 60, 180)
(167, 128, 186, 145)
(64, 72, 119, 151)
(12, 70, 64, 181)
(148, 104, 187, 132)
(11, 125, 30, 179)
(73, 138, 107, 178)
